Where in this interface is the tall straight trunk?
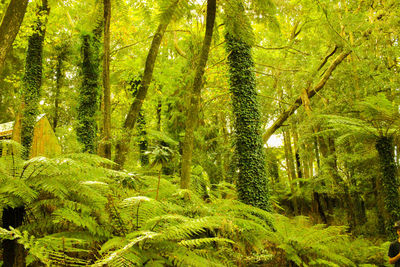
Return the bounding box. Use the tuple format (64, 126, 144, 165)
(4, 2, 49, 266)
(180, 0, 216, 189)
(53, 45, 68, 130)
(291, 122, 302, 179)
(376, 136, 400, 238)
(0, 0, 29, 75)
(77, 34, 100, 153)
(114, 1, 180, 169)
(225, 33, 270, 211)
(283, 128, 298, 214)
(156, 99, 162, 131)
(138, 111, 149, 166)
(312, 132, 328, 223)
(100, 0, 112, 159)
(316, 135, 335, 224)
(20, 0, 49, 159)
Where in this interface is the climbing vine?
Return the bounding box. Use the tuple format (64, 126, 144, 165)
(129, 77, 149, 166)
(76, 34, 100, 153)
(225, 33, 270, 211)
(375, 136, 400, 238)
(21, 3, 48, 158)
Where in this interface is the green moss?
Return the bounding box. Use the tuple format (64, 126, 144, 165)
(76, 34, 100, 153)
(225, 33, 270, 211)
(375, 136, 400, 238)
(21, 5, 47, 159)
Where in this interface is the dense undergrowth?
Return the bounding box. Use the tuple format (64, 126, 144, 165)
(0, 141, 390, 266)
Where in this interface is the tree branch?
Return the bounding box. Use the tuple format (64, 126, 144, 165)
(262, 50, 352, 143)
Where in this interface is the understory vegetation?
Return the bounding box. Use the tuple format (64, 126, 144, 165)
(0, 141, 390, 266)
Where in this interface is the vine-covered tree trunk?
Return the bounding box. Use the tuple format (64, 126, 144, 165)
(375, 136, 400, 237)
(20, 1, 49, 158)
(114, 0, 179, 169)
(77, 34, 100, 153)
(0, 0, 29, 75)
(180, 0, 216, 189)
(225, 33, 270, 211)
(3, 2, 48, 266)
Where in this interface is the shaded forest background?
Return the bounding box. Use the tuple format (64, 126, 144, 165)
(0, 0, 400, 266)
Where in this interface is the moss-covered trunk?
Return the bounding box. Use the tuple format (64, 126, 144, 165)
(225, 33, 270, 211)
(20, 2, 48, 158)
(375, 136, 400, 237)
(180, 0, 216, 189)
(77, 34, 100, 153)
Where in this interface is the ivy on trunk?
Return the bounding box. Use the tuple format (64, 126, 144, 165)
(376, 136, 400, 238)
(225, 33, 270, 211)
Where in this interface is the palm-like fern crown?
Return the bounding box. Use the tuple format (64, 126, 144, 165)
(322, 94, 400, 144)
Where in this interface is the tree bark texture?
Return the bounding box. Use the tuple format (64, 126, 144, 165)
(114, 0, 180, 169)
(0, 0, 29, 75)
(180, 0, 216, 189)
(101, 0, 112, 159)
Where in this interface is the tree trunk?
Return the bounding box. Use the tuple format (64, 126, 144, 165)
(0, 0, 29, 75)
(4, 2, 48, 266)
(138, 111, 149, 167)
(2, 207, 25, 267)
(20, 0, 49, 159)
(53, 44, 68, 130)
(316, 135, 335, 224)
(100, 0, 112, 159)
(376, 136, 400, 238)
(77, 34, 100, 153)
(283, 128, 298, 214)
(180, 0, 216, 189)
(291, 122, 302, 179)
(114, 1, 179, 169)
(225, 32, 270, 210)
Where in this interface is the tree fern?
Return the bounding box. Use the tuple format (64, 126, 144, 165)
(264, 215, 356, 266)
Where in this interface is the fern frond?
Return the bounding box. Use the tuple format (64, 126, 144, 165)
(179, 237, 234, 247)
(92, 231, 159, 267)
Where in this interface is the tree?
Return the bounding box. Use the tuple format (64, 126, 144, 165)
(4, 1, 49, 265)
(114, 0, 183, 169)
(76, 33, 101, 153)
(326, 94, 400, 237)
(0, 0, 29, 75)
(180, 0, 216, 189)
(100, 0, 112, 159)
(223, 0, 275, 210)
